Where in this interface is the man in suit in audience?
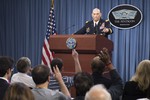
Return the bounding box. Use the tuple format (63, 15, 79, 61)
(91, 48, 123, 100)
(31, 64, 71, 100)
(75, 8, 112, 38)
(0, 56, 14, 100)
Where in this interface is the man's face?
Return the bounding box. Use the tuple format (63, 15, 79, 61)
(92, 11, 101, 22)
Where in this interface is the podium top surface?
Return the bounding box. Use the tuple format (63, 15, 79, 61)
(49, 34, 113, 53)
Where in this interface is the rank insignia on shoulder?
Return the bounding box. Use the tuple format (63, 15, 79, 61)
(105, 19, 109, 22)
(86, 21, 89, 23)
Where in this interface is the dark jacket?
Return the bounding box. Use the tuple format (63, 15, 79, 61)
(75, 19, 113, 38)
(92, 72, 112, 89)
(122, 81, 150, 100)
(92, 69, 123, 100)
(0, 79, 10, 100)
(73, 96, 84, 100)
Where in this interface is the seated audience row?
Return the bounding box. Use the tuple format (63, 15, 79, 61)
(1, 47, 150, 100)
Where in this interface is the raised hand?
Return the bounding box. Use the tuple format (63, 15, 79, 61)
(98, 48, 111, 65)
(53, 66, 71, 97)
(53, 65, 62, 82)
(72, 49, 82, 73)
(72, 49, 79, 60)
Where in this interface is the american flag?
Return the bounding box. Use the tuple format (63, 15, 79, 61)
(42, 3, 56, 71)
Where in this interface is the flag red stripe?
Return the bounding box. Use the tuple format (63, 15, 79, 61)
(42, 54, 48, 66)
(43, 41, 51, 62)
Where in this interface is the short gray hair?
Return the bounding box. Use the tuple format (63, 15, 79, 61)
(92, 8, 101, 14)
(19, 57, 31, 65)
(16, 57, 31, 73)
(85, 84, 112, 100)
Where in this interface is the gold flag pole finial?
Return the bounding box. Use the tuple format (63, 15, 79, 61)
(51, 0, 54, 7)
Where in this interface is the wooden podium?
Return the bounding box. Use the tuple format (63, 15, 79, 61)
(49, 35, 113, 75)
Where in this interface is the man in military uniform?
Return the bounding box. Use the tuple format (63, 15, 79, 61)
(75, 8, 112, 38)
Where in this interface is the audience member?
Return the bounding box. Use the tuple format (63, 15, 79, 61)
(49, 49, 82, 90)
(91, 48, 123, 100)
(73, 72, 93, 100)
(11, 57, 35, 88)
(3, 82, 35, 100)
(122, 60, 150, 100)
(91, 56, 111, 88)
(0, 56, 14, 100)
(85, 84, 112, 100)
(31, 64, 71, 100)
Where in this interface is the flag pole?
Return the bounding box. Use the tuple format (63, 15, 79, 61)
(51, 0, 54, 7)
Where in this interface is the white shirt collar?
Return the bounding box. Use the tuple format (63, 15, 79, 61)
(0, 77, 9, 83)
(93, 20, 99, 26)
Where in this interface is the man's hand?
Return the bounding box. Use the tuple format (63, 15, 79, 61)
(98, 48, 114, 71)
(53, 66, 71, 97)
(72, 49, 79, 60)
(98, 48, 111, 65)
(102, 27, 109, 33)
(53, 65, 63, 82)
(72, 49, 82, 73)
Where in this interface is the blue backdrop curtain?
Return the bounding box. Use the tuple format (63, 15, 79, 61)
(0, 0, 150, 82)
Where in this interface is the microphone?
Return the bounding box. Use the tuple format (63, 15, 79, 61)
(62, 24, 75, 33)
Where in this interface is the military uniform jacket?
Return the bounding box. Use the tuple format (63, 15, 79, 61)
(75, 19, 113, 38)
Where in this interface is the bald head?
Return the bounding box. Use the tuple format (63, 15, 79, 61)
(85, 84, 112, 100)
